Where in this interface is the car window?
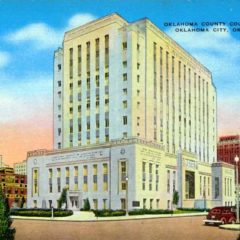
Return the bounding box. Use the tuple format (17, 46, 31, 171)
(211, 209, 221, 214)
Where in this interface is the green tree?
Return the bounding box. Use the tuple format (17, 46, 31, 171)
(172, 191, 179, 206)
(20, 196, 25, 208)
(0, 187, 15, 240)
(57, 188, 68, 209)
(83, 198, 90, 211)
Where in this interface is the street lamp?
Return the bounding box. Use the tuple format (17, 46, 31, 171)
(234, 155, 239, 224)
(125, 176, 129, 216)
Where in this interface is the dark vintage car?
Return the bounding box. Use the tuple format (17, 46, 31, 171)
(203, 206, 238, 225)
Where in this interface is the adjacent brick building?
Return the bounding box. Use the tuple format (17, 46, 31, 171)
(217, 135, 240, 181)
(0, 167, 27, 208)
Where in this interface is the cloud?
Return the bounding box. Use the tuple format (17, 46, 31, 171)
(67, 13, 96, 29)
(166, 27, 240, 97)
(5, 13, 97, 50)
(218, 97, 240, 136)
(0, 73, 52, 124)
(0, 51, 10, 68)
(6, 23, 61, 49)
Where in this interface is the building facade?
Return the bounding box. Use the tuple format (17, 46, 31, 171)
(27, 14, 233, 211)
(14, 160, 27, 175)
(27, 138, 225, 210)
(217, 135, 240, 183)
(53, 13, 217, 164)
(0, 167, 27, 208)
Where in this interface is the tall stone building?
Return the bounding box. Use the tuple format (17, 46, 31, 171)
(53, 13, 217, 164)
(27, 14, 233, 211)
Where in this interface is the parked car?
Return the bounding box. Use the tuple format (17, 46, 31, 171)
(203, 206, 237, 225)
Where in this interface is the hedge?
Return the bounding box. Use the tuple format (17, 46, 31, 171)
(93, 209, 173, 217)
(10, 208, 73, 217)
(176, 208, 210, 212)
(92, 209, 126, 217)
(129, 209, 173, 215)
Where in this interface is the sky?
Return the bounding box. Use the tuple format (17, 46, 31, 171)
(0, 0, 239, 166)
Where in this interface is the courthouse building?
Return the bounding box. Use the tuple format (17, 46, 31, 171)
(27, 13, 235, 210)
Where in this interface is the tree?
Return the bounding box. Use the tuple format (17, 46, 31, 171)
(0, 187, 15, 240)
(172, 191, 179, 206)
(57, 188, 68, 209)
(20, 196, 25, 208)
(83, 198, 90, 211)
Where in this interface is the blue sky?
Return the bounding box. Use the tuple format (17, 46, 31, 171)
(0, 0, 239, 164)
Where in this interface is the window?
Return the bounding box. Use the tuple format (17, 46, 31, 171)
(103, 199, 107, 209)
(120, 161, 127, 191)
(58, 64, 61, 71)
(49, 169, 53, 193)
(149, 163, 153, 191)
(95, 75, 100, 87)
(142, 162, 146, 191)
(123, 88, 127, 95)
(69, 48, 73, 78)
(123, 61, 127, 68)
(123, 100, 127, 109)
(57, 81, 61, 87)
(173, 171, 176, 192)
(93, 165, 98, 191)
(105, 35, 109, 68)
(137, 75, 140, 82)
(123, 73, 127, 81)
(105, 119, 109, 127)
(93, 199, 98, 209)
(123, 132, 127, 138)
(103, 163, 108, 191)
(122, 42, 127, 49)
(167, 170, 170, 193)
(105, 134, 109, 142)
(83, 165, 88, 192)
(143, 198, 146, 209)
(123, 116, 127, 125)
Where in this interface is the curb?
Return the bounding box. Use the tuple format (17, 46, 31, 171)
(219, 225, 240, 231)
(12, 213, 207, 223)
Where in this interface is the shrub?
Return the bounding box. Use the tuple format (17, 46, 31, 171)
(0, 187, 16, 240)
(172, 191, 179, 206)
(58, 188, 68, 209)
(10, 208, 73, 217)
(83, 199, 91, 211)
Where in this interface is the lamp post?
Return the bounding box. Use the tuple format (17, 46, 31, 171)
(125, 176, 129, 216)
(234, 155, 239, 224)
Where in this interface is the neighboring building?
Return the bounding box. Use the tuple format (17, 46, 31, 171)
(14, 160, 27, 175)
(0, 155, 9, 168)
(27, 13, 233, 211)
(217, 135, 240, 182)
(212, 162, 235, 207)
(53, 13, 217, 164)
(0, 167, 27, 208)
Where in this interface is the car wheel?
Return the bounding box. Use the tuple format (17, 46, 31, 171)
(220, 218, 226, 225)
(229, 218, 236, 224)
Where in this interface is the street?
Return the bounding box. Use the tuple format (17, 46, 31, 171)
(13, 216, 239, 240)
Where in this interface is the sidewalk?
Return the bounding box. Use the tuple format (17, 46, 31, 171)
(219, 224, 240, 231)
(12, 211, 207, 222)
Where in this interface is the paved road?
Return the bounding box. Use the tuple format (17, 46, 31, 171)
(13, 216, 239, 240)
